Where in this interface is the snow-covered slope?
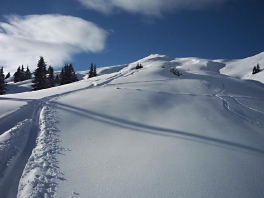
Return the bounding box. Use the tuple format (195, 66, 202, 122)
(0, 53, 264, 197)
(220, 51, 264, 83)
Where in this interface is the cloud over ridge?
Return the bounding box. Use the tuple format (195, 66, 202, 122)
(77, 0, 231, 16)
(0, 14, 107, 73)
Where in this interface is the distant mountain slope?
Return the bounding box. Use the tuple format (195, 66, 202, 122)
(3, 52, 264, 95)
(220, 51, 264, 83)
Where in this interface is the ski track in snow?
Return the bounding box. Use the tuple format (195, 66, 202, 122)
(15, 68, 158, 197)
(17, 99, 65, 198)
(0, 85, 95, 198)
(212, 81, 264, 129)
(109, 74, 264, 130)
(0, 98, 45, 197)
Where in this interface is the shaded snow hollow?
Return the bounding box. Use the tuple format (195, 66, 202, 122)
(0, 52, 264, 197)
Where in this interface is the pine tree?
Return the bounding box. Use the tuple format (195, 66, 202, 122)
(21, 65, 25, 81)
(32, 56, 47, 90)
(256, 64, 260, 73)
(136, 63, 143, 69)
(59, 63, 78, 85)
(60, 67, 65, 85)
(88, 63, 97, 78)
(69, 64, 78, 83)
(55, 74, 60, 85)
(47, 66, 55, 88)
(93, 64, 97, 77)
(88, 63, 93, 78)
(5, 72, 10, 79)
(64, 64, 71, 84)
(25, 66, 32, 80)
(0, 67, 7, 95)
(14, 66, 21, 83)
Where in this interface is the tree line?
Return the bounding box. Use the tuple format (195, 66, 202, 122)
(32, 57, 79, 90)
(0, 56, 100, 95)
(14, 65, 32, 82)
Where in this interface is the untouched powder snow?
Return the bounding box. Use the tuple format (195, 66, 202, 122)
(0, 52, 264, 197)
(220, 51, 264, 83)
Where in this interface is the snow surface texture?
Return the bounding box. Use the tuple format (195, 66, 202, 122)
(0, 52, 264, 197)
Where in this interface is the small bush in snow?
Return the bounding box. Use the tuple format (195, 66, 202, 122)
(252, 63, 261, 75)
(136, 63, 143, 69)
(170, 67, 181, 76)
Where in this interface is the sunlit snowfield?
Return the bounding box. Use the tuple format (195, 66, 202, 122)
(0, 53, 264, 197)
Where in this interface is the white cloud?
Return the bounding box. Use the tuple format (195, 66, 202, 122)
(77, 0, 232, 16)
(0, 14, 107, 73)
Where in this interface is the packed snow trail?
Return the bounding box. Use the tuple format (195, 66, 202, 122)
(0, 100, 43, 197)
(0, 71, 131, 197)
(15, 69, 140, 197)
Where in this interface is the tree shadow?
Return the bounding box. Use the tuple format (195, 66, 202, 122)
(52, 101, 264, 157)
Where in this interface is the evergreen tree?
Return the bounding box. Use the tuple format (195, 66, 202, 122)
(136, 63, 143, 69)
(13, 65, 31, 82)
(0, 67, 7, 95)
(21, 65, 25, 81)
(93, 64, 97, 77)
(47, 66, 55, 88)
(5, 72, 10, 79)
(25, 66, 32, 80)
(88, 63, 97, 78)
(59, 63, 78, 85)
(69, 64, 78, 83)
(55, 74, 60, 85)
(88, 64, 93, 78)
(32, 56, 47, 90)
(60, 67, 66, 85)
(14, 66, 21, 83)
(64, 64, 71, 84)
(256, 64, 260, 73)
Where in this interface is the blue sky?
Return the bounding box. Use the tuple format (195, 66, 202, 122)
(0, 0, 264, 73)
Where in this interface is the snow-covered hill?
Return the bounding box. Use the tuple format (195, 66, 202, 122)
(0, 52, 264, 197)
(220, 51, 264, 83)
(4, 52, 264, 95)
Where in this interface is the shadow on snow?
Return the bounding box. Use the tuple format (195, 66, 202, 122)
(52, 101, 264, 157)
